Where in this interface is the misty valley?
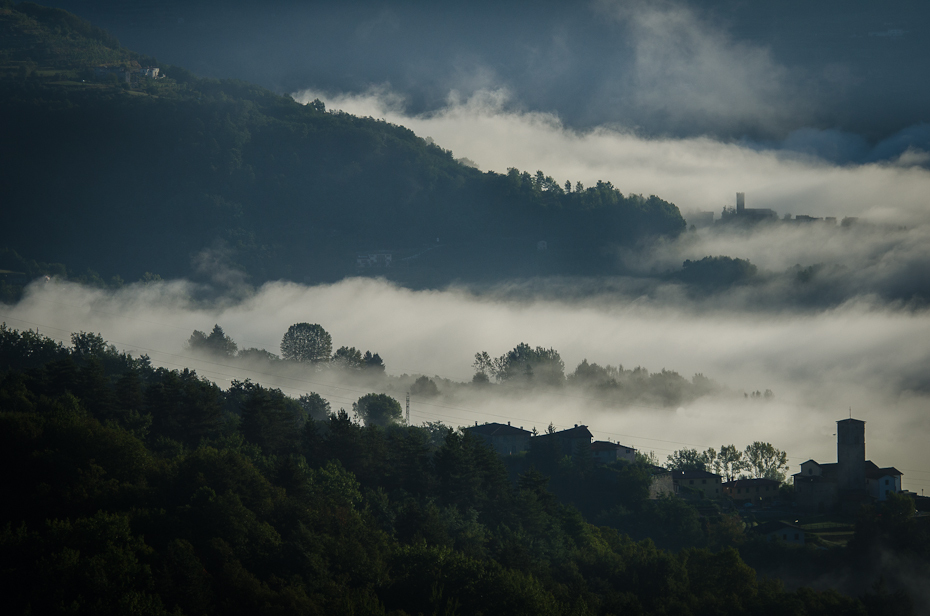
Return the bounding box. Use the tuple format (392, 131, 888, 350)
(0, 319, 926, 615)
(2, 2, 930, 615)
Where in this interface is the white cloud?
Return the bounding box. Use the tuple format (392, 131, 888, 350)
(593, 0, 806, 135)
(293, 87, 930, 226)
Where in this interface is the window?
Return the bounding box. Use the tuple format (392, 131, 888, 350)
(808, 468, 813, 475)
(885, 479, 889, 485)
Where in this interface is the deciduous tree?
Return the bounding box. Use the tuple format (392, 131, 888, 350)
(332, 346, 363, 369)
(717, 444, 746, 481)
(353, 393, 402, 427)
(743, 441, 788, 481)
(298, 392, 331, 421)
(666, 448, 707, 472)
(188, 324, 238, 357)
(280, 323, 332, 363)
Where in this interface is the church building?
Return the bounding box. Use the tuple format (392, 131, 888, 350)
(793, 418, 902, 512)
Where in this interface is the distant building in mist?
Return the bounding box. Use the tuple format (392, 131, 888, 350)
(792, 418, 903, 512)
(719, 192, 777, 224)
(465, 421, 531, 455)
(533, 424, 595, 459)
(715, 192, 860, 228)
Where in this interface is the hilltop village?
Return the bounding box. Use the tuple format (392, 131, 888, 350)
(467, 416, 922, 546)
(686, 192, 860, 229)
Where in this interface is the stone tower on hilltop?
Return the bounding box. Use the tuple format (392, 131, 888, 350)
(794, 416, 902, 512)
(837, 418, 866, 491)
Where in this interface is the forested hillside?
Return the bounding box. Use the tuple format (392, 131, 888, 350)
(0, 2, 684, 291)
(1, 323, 918, 615)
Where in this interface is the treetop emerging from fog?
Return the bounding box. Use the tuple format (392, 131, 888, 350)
(280, 323, 332, 363)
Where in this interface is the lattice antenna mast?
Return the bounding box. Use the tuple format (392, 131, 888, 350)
(406, 392, 410, 425)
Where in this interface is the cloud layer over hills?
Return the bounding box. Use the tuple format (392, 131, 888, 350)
(13, 1, 930, 493)
(3, 277, 930, 494)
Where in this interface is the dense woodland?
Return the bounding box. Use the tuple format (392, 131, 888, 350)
(2, 5, 929, 614)
(0, 2, 684, 294)
(1, 323, 927, 615)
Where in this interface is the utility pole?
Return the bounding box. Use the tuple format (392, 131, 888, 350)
(405, 392, 410, 425)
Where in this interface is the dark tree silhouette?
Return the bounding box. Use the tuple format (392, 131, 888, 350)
(280, 323, 332, 363)
(353, 393, 402, 427)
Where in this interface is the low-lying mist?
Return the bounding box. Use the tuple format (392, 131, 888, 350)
(612, 220, 930, 309)
(3, 276, 928, 495)
(293, 86, 930, 225)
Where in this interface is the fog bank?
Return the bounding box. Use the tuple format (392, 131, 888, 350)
(3, 277, 928, 494)
(294, 87, 930, 226)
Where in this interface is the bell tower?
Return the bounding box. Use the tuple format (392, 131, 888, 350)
(836, 418, 865, 490)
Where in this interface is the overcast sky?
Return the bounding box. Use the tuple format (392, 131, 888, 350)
(49, 0, 930, 154)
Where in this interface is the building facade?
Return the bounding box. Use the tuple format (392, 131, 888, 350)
(793, 418, 903, 512)
(590, 441, 636, 464)
(465, 422, 531, 456)
(533, 425, 594, 458)
(672, 470, 723, 499)
(722, 478, 781, 505)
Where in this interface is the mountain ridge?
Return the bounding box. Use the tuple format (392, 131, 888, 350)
(0, 1, 685, 290)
